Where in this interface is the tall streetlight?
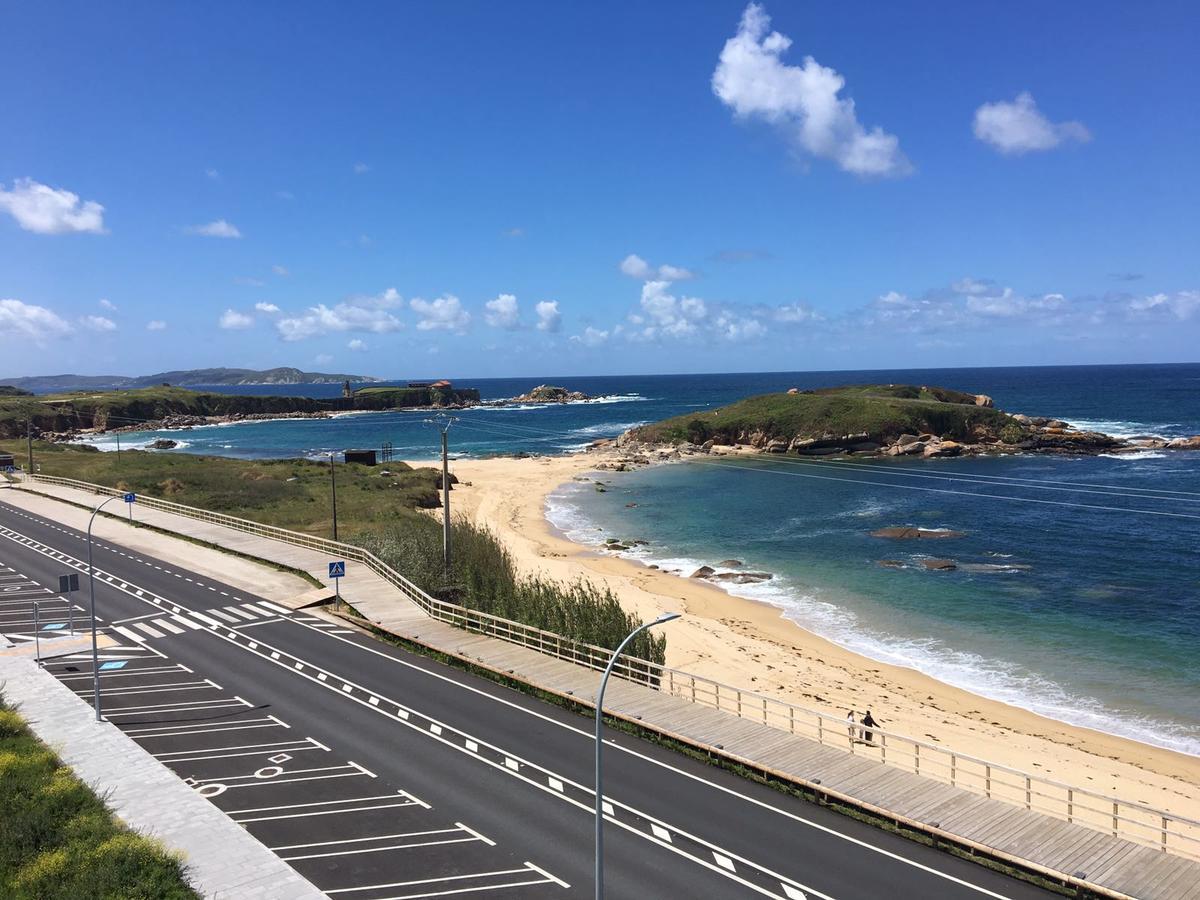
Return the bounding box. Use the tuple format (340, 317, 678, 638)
(87, 494, 128, 722)
(595, 612, 679, 899)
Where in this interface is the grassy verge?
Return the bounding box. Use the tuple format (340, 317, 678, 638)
(0, 441, 441, 539)
(0, 693, 197, 899)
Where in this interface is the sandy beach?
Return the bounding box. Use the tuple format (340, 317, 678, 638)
(423, 447, 1200, 824)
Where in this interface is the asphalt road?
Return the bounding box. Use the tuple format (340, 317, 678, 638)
(0, 497, 1059, 900)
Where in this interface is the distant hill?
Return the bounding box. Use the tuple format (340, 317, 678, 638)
(0, 367, 382, 393)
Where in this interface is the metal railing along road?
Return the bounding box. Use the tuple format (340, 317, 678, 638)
(24, 472, 1200, 862)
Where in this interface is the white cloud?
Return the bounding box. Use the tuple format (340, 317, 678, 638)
(771, 302, 817, 323)
(619, 254, 694, 281)
(484, 293, 521, 329)
(535, 300, 562, 333)
(98, 298, 117, 311)
(620, 254, 653, 279)
(146, 320, 167, 331)
(410, 295, 470, 332)
(0, 178, 107, 234)
(502, 227, 524, 238)
(0, 299, 72, 342)
(219, 309, 254, 330)
(657, 264, 695, 281)
(1128, 291, 1200, 320)
(255, 302, 281, 314)
(81, 314, 117, 332)
(234, 276, 266, 287)
(712, 312, 767, 342)
(973, 92, 1091, 155)
(353, 162, 370, 175)
(570, 326, 610, 347)
(275, 290, 405, 342)
(712, 4, 910, 177)
(347, 338, 367, 351)
(272, 264, 290, 277)
(628, 280, 709, 340)
(186, 219, 242, 238)
(205, 168, 220, 181)
(315, 353, 334, 365)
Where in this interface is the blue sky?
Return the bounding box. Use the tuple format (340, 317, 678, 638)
(2, 1, 1197, 379)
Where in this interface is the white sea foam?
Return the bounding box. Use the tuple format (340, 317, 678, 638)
(1070, 418, 1180, 440)
(545, 479, 1200, 756)
(1099, 450, 1168, 460)
(82, 437, 191, 452)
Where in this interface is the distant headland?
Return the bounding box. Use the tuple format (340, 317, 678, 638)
(0, 367, 383, 394)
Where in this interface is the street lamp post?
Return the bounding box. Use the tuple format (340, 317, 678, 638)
(87, 495, 121, 722)
(595, 612, 679, 899)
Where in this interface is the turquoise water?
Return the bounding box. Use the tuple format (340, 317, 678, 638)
(548, 451, 1200, 755)
(84, 364, 1200, 751)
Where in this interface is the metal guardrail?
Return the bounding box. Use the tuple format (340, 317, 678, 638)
(25, 472, 1200, 861)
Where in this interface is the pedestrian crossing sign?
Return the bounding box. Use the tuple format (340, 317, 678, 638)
(328, 561, 346, 579)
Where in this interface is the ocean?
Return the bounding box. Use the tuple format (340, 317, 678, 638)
(87, 364, 1200, 753)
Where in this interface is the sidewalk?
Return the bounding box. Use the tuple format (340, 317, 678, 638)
(10, 479, 1200, 900)
(0, 655, 325, 900)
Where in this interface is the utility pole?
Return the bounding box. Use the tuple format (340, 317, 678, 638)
(115, 432, 121, 464)
(26, 418, 33, 475)
(329, 451, 339, 542)
(425, 416, 458, 570)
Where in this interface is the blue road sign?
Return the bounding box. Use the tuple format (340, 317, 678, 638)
(329, 561, 346, 579)
(123, 492, 136, 503)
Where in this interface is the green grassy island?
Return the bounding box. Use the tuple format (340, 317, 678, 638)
(627, 383, 1143, 457)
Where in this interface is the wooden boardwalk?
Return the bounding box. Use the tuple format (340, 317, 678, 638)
(15, 480, 1200, 900)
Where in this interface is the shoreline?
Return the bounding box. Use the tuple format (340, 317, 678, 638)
(428, 448, 1200, 822)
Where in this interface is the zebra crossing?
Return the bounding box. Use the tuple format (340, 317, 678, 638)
(107, 600, 287, 642)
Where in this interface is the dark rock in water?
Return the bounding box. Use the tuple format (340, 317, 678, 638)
(149, 438, 178, 449)
(625, 502, 638, 508)
(877, 559, 905, 568)
(871, 527, 966, 540)
(708, 571, 773, 584)
(717, 559, 744, 568)
(689, 565, 716, 579)
(647, 564, 659, 570)
(922, 558, 958, 571)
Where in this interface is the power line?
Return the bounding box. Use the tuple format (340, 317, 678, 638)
(688, 458, 1200, 521)
(740, 453, 1200, 503)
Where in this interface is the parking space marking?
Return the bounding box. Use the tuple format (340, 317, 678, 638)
(322, 863, 569, 897)
(227, 792, 427, 824)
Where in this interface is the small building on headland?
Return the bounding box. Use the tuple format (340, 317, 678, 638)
(407, 380, 452, 389)
(343, 448, 378, 466)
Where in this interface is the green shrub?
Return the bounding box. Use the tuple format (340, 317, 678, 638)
(355, 517, 667, 667)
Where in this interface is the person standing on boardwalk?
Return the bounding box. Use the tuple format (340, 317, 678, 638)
(846, 709, 857, 744)
(861, 710, 878, 744)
